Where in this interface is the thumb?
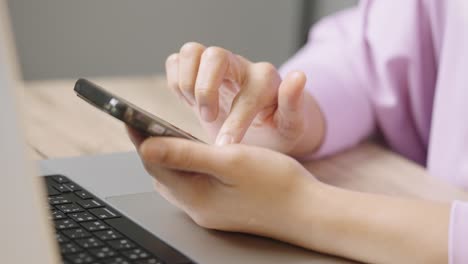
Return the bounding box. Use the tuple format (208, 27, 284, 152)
(139, 137, 234, 183)
(274, 71, 306, 139)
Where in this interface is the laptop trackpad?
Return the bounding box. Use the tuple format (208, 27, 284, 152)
(107, 192, 357, 264)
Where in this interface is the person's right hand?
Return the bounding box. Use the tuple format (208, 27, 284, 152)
(165, 42, 325, 157)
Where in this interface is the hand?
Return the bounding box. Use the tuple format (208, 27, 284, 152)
(165, 42, 325, 157)
(128, 128, 320, 241)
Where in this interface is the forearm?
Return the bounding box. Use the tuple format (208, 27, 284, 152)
(281, 183, 450, 264)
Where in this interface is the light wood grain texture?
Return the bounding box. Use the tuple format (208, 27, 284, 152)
(23, 76, 468, 203)
(23, 76, 207, 159)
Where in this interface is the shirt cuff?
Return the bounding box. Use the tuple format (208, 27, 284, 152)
(449, 200, 468, 264)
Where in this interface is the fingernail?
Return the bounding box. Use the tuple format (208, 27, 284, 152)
(216, 134, 233, 146)
(200, 105, 215, 122)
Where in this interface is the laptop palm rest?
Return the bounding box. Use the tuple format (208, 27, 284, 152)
(107, 192, 357, 264)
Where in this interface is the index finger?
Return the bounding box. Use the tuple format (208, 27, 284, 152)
(215, 62, 281, 145)
(195, 48, 249, 122)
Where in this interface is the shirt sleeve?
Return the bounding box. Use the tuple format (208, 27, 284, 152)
(450, 201, 468, 264)
(279, 3, 376, 158)
(281, 1, 467, 263)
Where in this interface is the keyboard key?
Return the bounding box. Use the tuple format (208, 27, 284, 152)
(122, 248, 151, 260)
(135, 259, 164, 264)
(75, 237, 104, 249)
(51, 210, 66, 220)
(63, 228, 92, 239)
(55, 219, 79, 230)
(107, 239, 136, 250)
(52, 175, 69, 184)
(94, 230, 123, 241)
(53, 184, 73, 193)
(102, 257, 130, 264)
(89, 246, 117, 259)
(55, 232, 70, 243)
(60, 242, 82, 254)
(56, 203, 83, 213)
(45, 175, 192, 264)
(80, 220, 109, 232)
(47, 184, 61, 196)
(49, 196, 72, 205)
(65, 252, 95, 264)
(77, 199, 103, 209)
(75, 190, 93, 199)
(68, 212, 96, 222)
(64, 183, 81, 191)
(89, 207, 120, 220)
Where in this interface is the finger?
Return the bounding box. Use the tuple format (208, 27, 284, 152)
(178, 42, 205, 105)
(165, 53, 185, 102)
(215, 62, 281, 145)
(194, 47, 230, 122)
(139, 137, 238, 185)
(126, 125, 148, 148)
(274, 71, 306, 138)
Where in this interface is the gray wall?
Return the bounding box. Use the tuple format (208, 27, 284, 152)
(8, 1, 301, 80)
(312, 0, 358, 21)
(299, 0, 358, 44)
(7, 1, 357, 81)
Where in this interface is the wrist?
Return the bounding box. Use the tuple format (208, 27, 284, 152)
(287, 184, 450, 264)
(263, 177, 332, 250)
(285, 182, 340, 252)
(270, 182, 362, 256)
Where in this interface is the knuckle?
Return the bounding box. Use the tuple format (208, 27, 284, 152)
(177, 142, 195, 169)
(179, 79, 195, 94)
(180, 42, 205, 57)
(195, 87, 217, 101)
(254, 62, 280, 85)
(179, 82, 193, 93)
(284, 156, 300, 173)
(284, 159, 305, 186)
(165, 53, 178, 67)
(279, 119, 304, 138)
(225, 117, 245, 131)
(202, 46, 228, 61)
(240, 96, 258, 109)
(255, 62, 277, 76)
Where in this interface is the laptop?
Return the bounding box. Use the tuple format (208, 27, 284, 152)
(0, 1, 355, 263)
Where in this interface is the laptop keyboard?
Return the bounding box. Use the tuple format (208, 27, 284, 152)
(44, 175, 194, 264)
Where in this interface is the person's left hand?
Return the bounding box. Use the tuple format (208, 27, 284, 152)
(127, 127, 320, 241)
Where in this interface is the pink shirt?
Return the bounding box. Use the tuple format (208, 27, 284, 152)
(280, 0, 468, 263)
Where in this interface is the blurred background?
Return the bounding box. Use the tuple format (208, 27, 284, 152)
(7, 0, 357, 81)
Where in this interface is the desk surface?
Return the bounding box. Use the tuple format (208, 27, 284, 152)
(23, 76, 468, 204)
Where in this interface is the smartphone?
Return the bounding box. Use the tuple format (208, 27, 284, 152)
(74, 78, 204, 143)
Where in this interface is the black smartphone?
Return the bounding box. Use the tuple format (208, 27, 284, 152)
(74, 78, 204, 143)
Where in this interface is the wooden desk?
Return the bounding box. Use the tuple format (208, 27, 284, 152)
(23, 76, 468, 204)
